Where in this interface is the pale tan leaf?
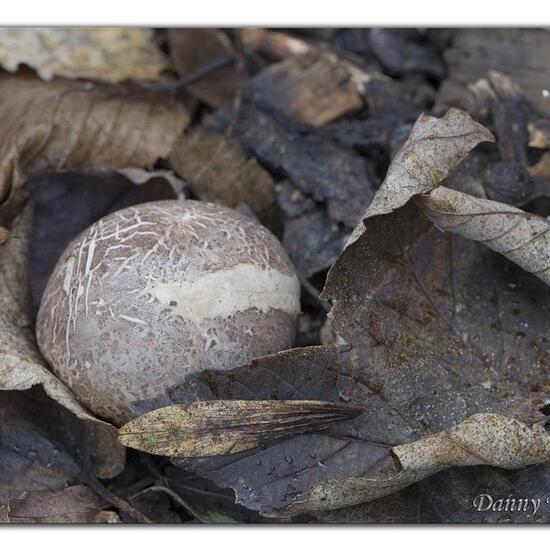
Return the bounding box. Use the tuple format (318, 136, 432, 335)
(116, 167, 188, 198)
(360, 107, 494, 223)
(119, 400, 361, 458)
(0, 28, 166, 82)
(417, 186, 550, 285)
(394, 414, 550, 471)
(238, 28, 310, 60)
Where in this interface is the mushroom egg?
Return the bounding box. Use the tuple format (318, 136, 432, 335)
(36, 200, 300, 424)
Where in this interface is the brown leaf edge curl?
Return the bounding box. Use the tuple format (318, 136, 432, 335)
(416, 187, 550, 285)
(119, 400, 362, 457)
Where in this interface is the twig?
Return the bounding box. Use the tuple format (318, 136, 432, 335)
(86, 477, 153, 524)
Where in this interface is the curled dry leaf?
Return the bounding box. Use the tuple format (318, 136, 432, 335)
(417, 186, 550, 285)
(394, 413, 550, 471)
(360, 107, 494, 224)
(119, 400, 361, 457)
(166, 107, 549, 516)
(0, 28, 167, 82)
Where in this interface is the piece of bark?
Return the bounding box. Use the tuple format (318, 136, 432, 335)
(0, 28, 167, 82)
(167, 29, 240, 108)
(283, 208, 349, 278)
(169, 130, 277, 224)
(221, 102, 377, 226)
(369, 29, 445, 79)
(250, 49, 365, 126)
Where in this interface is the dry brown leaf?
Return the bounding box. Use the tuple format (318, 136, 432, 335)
(0, 74, 188, 221)
(360, 107, 494, 224)
(250, 49, 365, 126)
(417, 186, 550, 286)
(4, 485, 104, 524)
(169, 130, 277, 223)
(0, 28, 166, 82)
(167, 29, 240, 108)
(119, 400, 361, 457)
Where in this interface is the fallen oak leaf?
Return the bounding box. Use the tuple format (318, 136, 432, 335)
(0, 28, 167, 83)
(416, 186, 550, 286)
(119, 400, 362, 457)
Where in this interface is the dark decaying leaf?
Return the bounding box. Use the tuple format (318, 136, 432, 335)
(170, 346, 420, 516)
(165, 108, 550, 517)
(119, 400, 362, 457)
(0, 388, 113, 523)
